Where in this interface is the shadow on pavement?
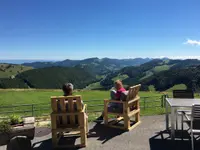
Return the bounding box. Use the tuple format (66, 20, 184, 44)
(32, 122, 126, 149)
(149, 129, 200, 150)
(32, 137, 81, 150)
(88, 122, 125, 144)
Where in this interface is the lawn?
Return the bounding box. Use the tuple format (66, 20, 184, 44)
(0, 89, 165, 120)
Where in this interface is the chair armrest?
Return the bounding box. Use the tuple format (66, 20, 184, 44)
(128, 97, 140, 104)
(82, 104, 87, 113)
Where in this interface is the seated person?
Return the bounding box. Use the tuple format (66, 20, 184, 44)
(110, 80, 128, 101)
(63, 83, 74, 96)
(62, 83, 83, 111)
(95, 80, 128, 122)
(58, 83, 86, 124)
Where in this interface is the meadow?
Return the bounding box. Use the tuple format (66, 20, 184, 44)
(0, 89, 162, 105)
(0, 89, 167, 121)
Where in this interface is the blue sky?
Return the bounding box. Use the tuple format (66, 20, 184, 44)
(0, 0, 200, 60)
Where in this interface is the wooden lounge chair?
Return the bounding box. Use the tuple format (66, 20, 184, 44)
(104, 84, 141, 131)
(50, 95, 88, 148)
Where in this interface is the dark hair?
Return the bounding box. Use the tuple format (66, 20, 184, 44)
(62, 83, 74, 96)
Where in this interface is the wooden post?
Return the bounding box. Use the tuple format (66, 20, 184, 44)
(104, 100, 108, 124)
(31, 104, 34, 116)
(124, 102, 130, 130)
(52, 130, 57, 147)
(79, 112, 86, 146)
(51, 114, 57, 129)
(143, 97, 146, 110)
(136, 98, 140, 122)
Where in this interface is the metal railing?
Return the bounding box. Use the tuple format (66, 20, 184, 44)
(0, 95, 166, 118)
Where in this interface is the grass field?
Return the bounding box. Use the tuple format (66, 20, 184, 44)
(0, 89, 162, 105)
(1, 89, 199, 121)
(0, 89, 165, 121)
(2, 89, 200, 122)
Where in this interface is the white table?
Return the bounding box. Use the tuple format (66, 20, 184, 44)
(165, 98, 200, 140)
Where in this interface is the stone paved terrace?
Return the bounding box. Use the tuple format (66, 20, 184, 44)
(1, 115, 200, 150)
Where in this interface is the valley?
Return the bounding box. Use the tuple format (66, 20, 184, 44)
(0, 58, 200, 92)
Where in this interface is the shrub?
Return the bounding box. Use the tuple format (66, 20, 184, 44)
(0, 121, 11, 133)
(9, 115, 22, 125)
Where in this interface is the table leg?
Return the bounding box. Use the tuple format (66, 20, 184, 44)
(171, 107, 175, 140)
(165, 99, 169, 130)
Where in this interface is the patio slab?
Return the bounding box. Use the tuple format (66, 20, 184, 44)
(1, 115, 200, 150)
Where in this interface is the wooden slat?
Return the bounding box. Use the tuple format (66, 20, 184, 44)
(51, 112, 82, 116)
(52, 127, 80, 132)
(128, 121, 141, 131)
(106, 112, 124, 116)
(128, 109, 140, 118)
(68, 97, 75, 124)
(76, 96, 82, 111)
(108, 117, 123, 125)
(107, 124, 126, 130)
(128, 96, 140, 104)
(51, 98, 58, 112)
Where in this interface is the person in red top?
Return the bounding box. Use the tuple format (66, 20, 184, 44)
(111, 80, 126, 100)
(95, 80, 127, 122)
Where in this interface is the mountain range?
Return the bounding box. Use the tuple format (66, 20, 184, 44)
(99, 59, 200, 91)
(1, 57, 200, 91)
(22, 57, 152, 75)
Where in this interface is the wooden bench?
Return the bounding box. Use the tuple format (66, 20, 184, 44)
(104, 84, 141, 131)
(50, 95, 88, 148)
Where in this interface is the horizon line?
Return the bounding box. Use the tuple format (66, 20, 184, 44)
(1, 56, 200, 61)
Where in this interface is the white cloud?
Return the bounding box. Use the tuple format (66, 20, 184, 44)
(164, 56, 200, 60)
(184, 39, 200, 46)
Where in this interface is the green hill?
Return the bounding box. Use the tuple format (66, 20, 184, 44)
(141, 66, 200, 91)
(0, 63, 33, 78)
(0, 67, 96, 89)
(100, 59, 200, 91)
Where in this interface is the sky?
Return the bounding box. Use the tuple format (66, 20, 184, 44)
(0, 0, 200, 60)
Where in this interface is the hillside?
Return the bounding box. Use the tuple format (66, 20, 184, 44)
(99, 59, 200, 91)
(0, 63, 33, 78)
(2, 59, 200, 91)
(0, 67, 96, 89)
(141, 65, 200, 91)
(22, 57, 152, 74)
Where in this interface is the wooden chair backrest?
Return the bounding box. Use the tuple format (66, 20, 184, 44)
(51, 95, 82, 113)
(126, 84, 141, 101)
(173, 90, 194, 99)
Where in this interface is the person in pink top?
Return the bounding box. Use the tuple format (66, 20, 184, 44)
(111, 80, 126, 100)
(95, 80, 128, 122)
